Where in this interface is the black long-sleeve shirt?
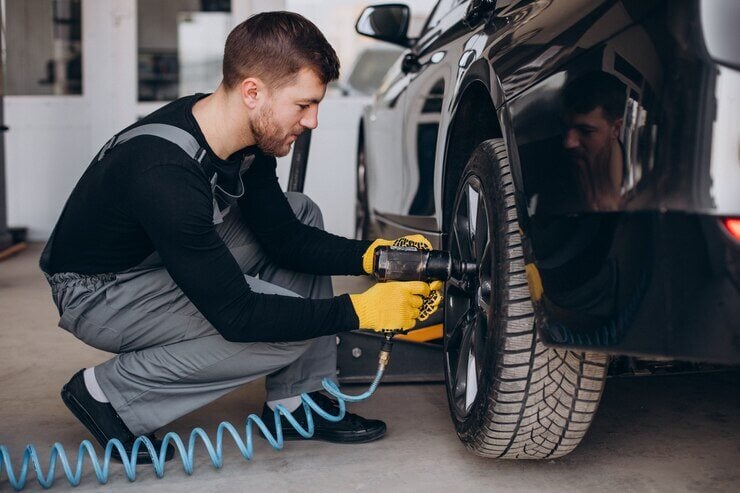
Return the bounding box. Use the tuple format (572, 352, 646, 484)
(45, 94, 371, 342)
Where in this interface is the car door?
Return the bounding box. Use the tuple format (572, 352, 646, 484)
(366, 0, 468, 237)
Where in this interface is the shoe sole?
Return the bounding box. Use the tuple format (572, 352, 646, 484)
(60, 384, 168, 464)
(272, 422, 387, 444)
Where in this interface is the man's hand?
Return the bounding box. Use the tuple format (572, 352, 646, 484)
(350, 281, 432, 332)
(362, 234, 433, 275)
(418, 280, 444, 322)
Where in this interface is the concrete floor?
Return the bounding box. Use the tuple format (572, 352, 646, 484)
(1, 244, 739, 492)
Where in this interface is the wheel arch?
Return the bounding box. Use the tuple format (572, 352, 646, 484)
(441, 78, 502, 233)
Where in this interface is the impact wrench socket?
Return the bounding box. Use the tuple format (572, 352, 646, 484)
(372, 245, 478, 283)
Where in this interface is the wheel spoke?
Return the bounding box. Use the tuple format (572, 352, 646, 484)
(446, 304, 472, 348)
(446, 276, 467, 293)
(477, 243, 492, 314)
(454, 188, 474, 262)
(452, 226, 471, 264)
(447, 311, 467, 400)
(447, 305, 474, 402)
(479, 237, 491, 269)
(467, 184, 479, 254)
(453, 312, 475, 404)
(476, 220, 492, 317)
(477, 280, 492, 313)
(472, 312, 487, 376)
(465, 349, 478, 410)
(474, 193, 488, 261)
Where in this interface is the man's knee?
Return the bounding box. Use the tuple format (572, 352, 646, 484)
(221, 338, 316, 381)
(285, 192, 324, 229)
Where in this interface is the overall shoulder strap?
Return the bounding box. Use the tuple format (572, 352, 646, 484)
(43, 123, 208, 274)
(97, 123, 207, 163)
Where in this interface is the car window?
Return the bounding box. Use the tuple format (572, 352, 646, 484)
(346, 48, 404, 95)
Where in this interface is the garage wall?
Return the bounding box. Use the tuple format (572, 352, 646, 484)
(3, 0, 368, 241)
(4, 97, 92, 238)
(4, 0, 138, 240)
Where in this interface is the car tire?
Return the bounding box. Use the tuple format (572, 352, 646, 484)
(443, 138, 608, 459)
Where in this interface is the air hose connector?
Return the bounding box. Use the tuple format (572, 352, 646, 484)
(378, 334, 394, 371)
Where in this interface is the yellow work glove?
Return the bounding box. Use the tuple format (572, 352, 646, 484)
(418, 280, 444, 322)
(350, 281, 431, 332)
(362, 234, 433, 275)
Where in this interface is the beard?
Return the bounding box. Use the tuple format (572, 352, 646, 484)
(250, 104, 299, 157)
(568, 141, 621, 211)
(567, 140, 612, 173)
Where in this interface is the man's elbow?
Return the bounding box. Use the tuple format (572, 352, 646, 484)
(220, 330, 243, 343)
(218, 326, 265, 344)
(215, 324, 250, 343)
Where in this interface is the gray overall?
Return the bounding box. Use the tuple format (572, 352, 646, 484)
(40, 124, 337, 435)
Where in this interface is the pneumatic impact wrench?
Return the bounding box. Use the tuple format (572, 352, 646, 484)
(368, 245, 478, 372)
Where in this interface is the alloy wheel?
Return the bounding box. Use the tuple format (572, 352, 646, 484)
(444, 174, 494, 420)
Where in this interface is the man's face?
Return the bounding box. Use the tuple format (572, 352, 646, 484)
(563, 106, 621, 169)
(251, 68, 326, 157)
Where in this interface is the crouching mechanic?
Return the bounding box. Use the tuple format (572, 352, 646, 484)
(39, 11, 442, 463)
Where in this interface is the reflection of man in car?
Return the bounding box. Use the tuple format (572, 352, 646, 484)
(562, 72, 626, 211)
(525, 72, 633, 346)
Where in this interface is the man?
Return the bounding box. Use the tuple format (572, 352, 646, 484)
(527, 72, 627, 345)
(40, 11, 439, 463)
(562, 71, 626, 212)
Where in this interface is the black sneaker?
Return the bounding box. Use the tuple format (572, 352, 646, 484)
(60, 369, 175, 464)
(260, 391, 386, 444)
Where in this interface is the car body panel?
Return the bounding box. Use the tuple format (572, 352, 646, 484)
(360, 0, 740, 363)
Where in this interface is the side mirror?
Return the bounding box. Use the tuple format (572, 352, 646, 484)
(355, 4, 412, 47)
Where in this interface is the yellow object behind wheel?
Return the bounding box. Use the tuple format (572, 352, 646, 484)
(395, 324, 443, 343)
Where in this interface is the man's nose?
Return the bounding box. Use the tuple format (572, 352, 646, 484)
(300, 106, 319, 130)
(563, 129, 579, 149)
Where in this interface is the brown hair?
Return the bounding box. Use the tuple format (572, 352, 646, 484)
(222, 11, 340, 89)
(563, 72, 626, 122)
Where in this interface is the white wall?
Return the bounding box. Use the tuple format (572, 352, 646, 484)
(4, 97, 92, 237)
(5, 0, 138, 240)
(3, 0, 370, 240)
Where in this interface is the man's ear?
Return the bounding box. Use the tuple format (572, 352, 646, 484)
(240, 77, 265, 110)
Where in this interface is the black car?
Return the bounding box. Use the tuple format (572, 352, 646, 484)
(354, 0, 740, 459)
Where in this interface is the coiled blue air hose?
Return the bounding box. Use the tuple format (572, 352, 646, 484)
(1, 344, 390, 491)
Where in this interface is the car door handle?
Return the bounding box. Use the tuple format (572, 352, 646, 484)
(464, 0, 496, 28)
